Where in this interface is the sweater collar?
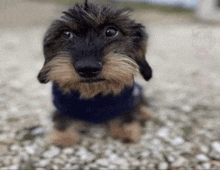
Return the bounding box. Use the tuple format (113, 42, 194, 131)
(52, 83, 141, 123)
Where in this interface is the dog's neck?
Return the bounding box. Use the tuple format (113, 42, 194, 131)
(52, 82, 142, 123)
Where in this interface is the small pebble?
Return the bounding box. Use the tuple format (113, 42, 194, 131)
(64, 164, 72, 169)
(36, 159, 50, 167)
(0, 145, 8, 155)
(10, 144, 21, 152)
(2, 165, 19, 170)
(20, 152, 29, 162)
(141, 151, 150, 158)
(171, 137, 184, 146)
(51, 165, 58, 170)
(68, 156, 78, 164)
(76, 147, 88, 157)
(157, 128, 169, 139)
(181, 105, 193, 112)
(211, 160, 220, 168)
(211, 141, 220, 153)
(200, 145, 209, 154)
(62, 147, 74, 155)
(43, 146, 60, 159)
(96, 158, 109, 167)
(25, 145, 36, 155)
(202, 162, 211, 169)
(167, 155, 176, 163)
(172, 157, 187, 167)
(196, 154, 209, 162)
(71, 165, 79, 169)
(30, 127, 45, 136)
(116, 158, 129, 167)
(109, 154, 118, 162)
(158, 162, 169, 170)
(12, 157, 21, 165)
(53, 158, 65, 165)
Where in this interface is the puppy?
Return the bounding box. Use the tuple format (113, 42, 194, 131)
(38, 0, 153, 147)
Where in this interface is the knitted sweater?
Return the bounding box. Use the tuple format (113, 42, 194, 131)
(52, 82, 142, 123)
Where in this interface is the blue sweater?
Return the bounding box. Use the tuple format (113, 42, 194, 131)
(52, 82, 142, 123)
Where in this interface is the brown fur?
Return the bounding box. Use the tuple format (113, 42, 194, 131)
(40, 53, 138, 99)
(139, 105, 152, 121)
(50, 126, 81, 147)
(108, 118, 126, 140)
(108, 118, 142, 143)
(123, 121, 141, 143)
(38, 2, 153, 146)
(50, 130, 80, 147)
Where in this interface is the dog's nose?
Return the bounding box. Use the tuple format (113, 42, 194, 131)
(75, 60, 102, 78)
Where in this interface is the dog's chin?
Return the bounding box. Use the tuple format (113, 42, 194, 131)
(80, 78, 105, 84)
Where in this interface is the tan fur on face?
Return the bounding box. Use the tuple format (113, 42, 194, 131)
(40, 53, 138, 98)
(39, 54, 80, 93)
(72, 53, 139, 98)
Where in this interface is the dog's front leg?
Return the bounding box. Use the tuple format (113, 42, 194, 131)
(50, 111, 82, 147)
(108, 118, 141, 143)
(50, 127, 80, 147)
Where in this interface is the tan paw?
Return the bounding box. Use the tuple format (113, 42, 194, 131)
(108, 119, 126, 140)
(123, 121, 141, 143)
(50, 129, 80, 147)
(108, 119, 141, 143)
(139, 105, 152, 121)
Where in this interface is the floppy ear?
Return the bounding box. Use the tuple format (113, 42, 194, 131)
(37, 34, 52, 84)
(37, 20, 61, 84)
(136, 47, 152, 81)
(133, 24, 152, 81)
(37, 29, 54, 84)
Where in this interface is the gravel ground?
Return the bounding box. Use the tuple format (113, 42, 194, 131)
(1, 0, 220, 169)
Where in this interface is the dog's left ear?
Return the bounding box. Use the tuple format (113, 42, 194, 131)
(133, 24, 152, 81)
(136, 47, 152, 81)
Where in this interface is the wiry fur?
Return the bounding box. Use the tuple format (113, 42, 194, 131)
(37, 2, 153, 146)
(40, 52, 138, 98)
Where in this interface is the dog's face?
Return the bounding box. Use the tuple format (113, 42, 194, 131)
(38, 2, 152, 98)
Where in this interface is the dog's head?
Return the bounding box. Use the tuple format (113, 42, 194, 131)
(38, 2, 152, 98)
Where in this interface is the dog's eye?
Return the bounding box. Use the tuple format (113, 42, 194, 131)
(106, 27, 118, 37)
(63, 31, 73, 39)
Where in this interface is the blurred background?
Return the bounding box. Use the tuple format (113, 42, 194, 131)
(0, 0, 220, 169)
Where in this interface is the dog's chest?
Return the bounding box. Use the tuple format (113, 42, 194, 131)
(52, 83, 142, 123)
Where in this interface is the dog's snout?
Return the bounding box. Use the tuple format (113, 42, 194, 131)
(75, 60, 102, 78)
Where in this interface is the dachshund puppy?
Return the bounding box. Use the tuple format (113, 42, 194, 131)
(38, 1, 152, 147)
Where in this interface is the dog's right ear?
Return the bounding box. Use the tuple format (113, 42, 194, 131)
(37, 23, 56, 84)
(37, 20, 62, 84)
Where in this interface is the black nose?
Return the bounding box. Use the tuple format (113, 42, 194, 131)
(75, 60, 102, 78)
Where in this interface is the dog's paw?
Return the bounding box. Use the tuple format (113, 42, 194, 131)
(108, 119, 126, 140)
(108, 119, 141, 143)
(50, 130, 81, 147)
(139, 105, 152, 121)
(109, 126, 126, 140)
(123, 121, 141, 143)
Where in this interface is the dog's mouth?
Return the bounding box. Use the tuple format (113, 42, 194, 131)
(80, 78, 105, 83)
